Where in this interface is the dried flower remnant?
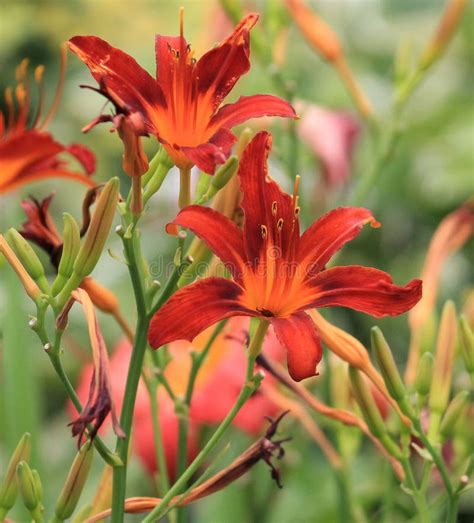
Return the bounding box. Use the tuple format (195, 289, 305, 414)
(0, 50, 95, 193)
(83, 413, 290, 522)
(68, 289, 124, 445)
(68, 11, 296, 176)
(149, 132, 422, 381)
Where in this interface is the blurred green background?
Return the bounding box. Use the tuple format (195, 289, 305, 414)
(0, 1, 473, 521)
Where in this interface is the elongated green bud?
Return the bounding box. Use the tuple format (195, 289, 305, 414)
(194, 172, 212, 201)
(31, 469, 43, 506)
(0, 433, 31, 513)
(196, 156, 239, 204)
(414, 352, 434, 397)
(51, 213, 81, 296)
(54, 443, 94, 521)
(73, 177, 119, 278)
(212, 156, 238, 191)
(440, 390, 470, 439)
(349, 367, 386, 439)
(16, 461, 39, 512)
(429, 301, 457, 414)
(371, 327, 406, 401)
(459, 316, 474, 373)
(349, 367, 402, 458)
(6, 229, 49, 293)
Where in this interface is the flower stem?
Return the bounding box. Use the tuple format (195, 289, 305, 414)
(141, 320, 268, 523)
(111, 228, 149, 523)
(400, 458, 431, 523)
(178, 167, 192, 209)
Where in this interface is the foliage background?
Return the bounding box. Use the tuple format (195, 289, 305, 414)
(0, 0, 473, 521)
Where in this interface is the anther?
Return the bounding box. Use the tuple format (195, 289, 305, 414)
(277, 218, 284, 231)
(261, 224, 268, 239)
(294, 206, 301, 217)
(271, 201, 278, 216)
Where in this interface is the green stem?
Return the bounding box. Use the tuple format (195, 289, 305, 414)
(400, 458, 430, 523)
(178, 167, 192, 209)
(446, 495, 460, 523)
(413, 420, 453, 497)
(141, 321, 268, 523)
(142, 365, 171, 496)
(174, 320, 227, 523)
(48, 353, 121, 467)
(111, 228, 149, 523)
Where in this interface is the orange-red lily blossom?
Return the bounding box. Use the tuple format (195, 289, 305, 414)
(0, 53, 95, 193)
(148, 131, 422, 381)
(68, 13, 296, 174)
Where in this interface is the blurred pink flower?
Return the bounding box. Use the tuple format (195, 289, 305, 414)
(297, 103, 360, 187)
(72, 318, 284, 477)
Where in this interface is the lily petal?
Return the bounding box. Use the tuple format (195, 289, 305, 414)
(168, 205, 246, 282)
(211, 95, 297, 129)
(148, 278, 254, 348)
(299, 207, 379, 276)
(306, 266, 423, 317)
(238, 131, 296, 264)
(271, 312, 322, 381)
(181, 128, 236, 174)
(68, 36, 165, 120)
(196, 14, 258, 109)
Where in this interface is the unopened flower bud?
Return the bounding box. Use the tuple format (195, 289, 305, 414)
(0, 235, 41, 301)
(440, 390, 470, 439)
(73, 177, 120, 278)
(418, 0, 468, 71)
(16, 461, 40, 512)
(51, 213, 81, 296)
(349, 367, 386, 439)
(459, 315, 474, 373)
(54, 442, 93, 521)
(285, 0, 341, 62)
(197, 156, 239, 204)
(0, 433, 31, 513)
(31, 469, 43, 506)
(371, 327, 406, 401)
(6, 229, 49, 293)
(414, 352, 434, 397)
(194, 172, 212, 201)
(429, 301, 458, 415)
(80, 277, 118, 314)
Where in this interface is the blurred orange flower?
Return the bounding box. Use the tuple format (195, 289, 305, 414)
(0, 52, 95, 193)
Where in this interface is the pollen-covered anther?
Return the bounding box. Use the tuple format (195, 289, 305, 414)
(272, 201, 278, 216)
(294, 206, 301, 217)
(277, 218, 284, 231)
(261, 224, 268, 239)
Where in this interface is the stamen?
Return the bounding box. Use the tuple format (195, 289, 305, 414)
(15, 59, 29, 81)
(271, 201, 278, 216)
(40, 43, 67, 129)
(179, 6, 184, 40)
(277, 218, 284, 231)
(261, 224, 268, 239)
(291, 175, 300, 214)
(294, 206, 301, 217)
(32, 65, 45, 128)
(4, 87, 15, 129)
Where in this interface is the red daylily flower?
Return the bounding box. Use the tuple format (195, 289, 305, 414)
(68, 12, 296, 175)
(0, 54, 95, 193)
(148, 131, 422, 381)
